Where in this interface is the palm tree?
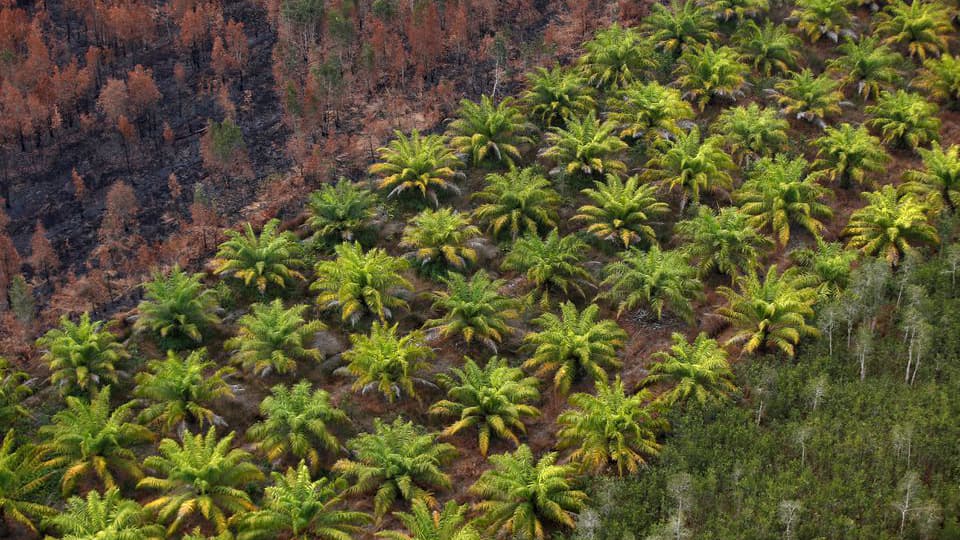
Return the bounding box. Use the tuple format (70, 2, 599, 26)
(644, 126, 735, 210)
(333, 418, 456, 519)
(138, 429, 264, 535)
(236, 462, 370, 540)
(522, 66, 595, 129)
(540, 112, 627, 184)
(377, 499, 480, 540)
(674, 44, 749, 111)
(225, 299, 324, 377)
(304, 179, 379, 249)
(844, 185, 939, 265)
(400, 208, 483, 277)
(248, 381, 348, 471)
(904, 142, 960, 214)
(717, 265, 820, 357)
(579, 24, 654, 90)
(711, 103, 790, 165)
(501, 230, 594, 307)
(916, 54, 960, 106)
(735, 155, 833, 247)
(642, 0, 718, 56)
(812, 123, 890, 188)
(448, 95, 533, 169)
(675, 206, 771, 280)
(574, 174, 669, 248)
(135, 266, 221, 349)
(369, 130, 463, 207)
(702, 0, 768, 21)
(771, 69, 844, 128)
(134, 349, 235, 435)
(732, 21, 801, 77)
(523, 302, 626, 395)
(39, 387, 153, 495)
(599, 246, 703, 322)
(866, 90, 940, 150)
(827, 37, 903, 101)
(875, 0, 954, 61)
(430, 357, 540, 456)
(644, 332, 737, 406)
(472, 167, 560, 242)
(42, 488, 163, 540)
(470, 445, 587, 540)
(36, 313, 128, 396)
(790, 0, 855, 43)
(424, 271, 520, 352)
(342, 323, 434, 403)
(605, 81, 694, 144)
(0, 359, 30, 427)
(789, 237, 859, 298)
(312, 242, 412, 325)
(213, 219, 306, 295)
(0, 431, 54, 535)
(557, 377, 666, 476)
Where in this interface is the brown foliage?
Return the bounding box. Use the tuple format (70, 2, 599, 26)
(126, 64, 161, 118)
(71, 168, 86, 200)
(28, 220, 59, 277)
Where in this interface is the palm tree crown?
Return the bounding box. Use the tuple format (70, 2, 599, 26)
(540, 112, 627, 184)
(304, 179, 379, 249)
(575, 174, 669, 248)
(0, 359, 30, 427)
(712, 103, 790, 165)
(904, 142, 960, 214)
(674, 44, 748, 111)
(213, 219, 305, 295)
(36, 313, 128, 397)
(644, 332, 738, 406)
(225, 299, 324, 377)
(522, 66, 596, 129)
(400, 208, 483, 277)
(0, 431, 54, 534)
(827, 37, 903, 101)
(579, 24, 654, 90)
(377, 499, 480, 540)
(866, 90, 940, 150)
(312, 242, 412, 325)
(675, 205, 771, 280)
(42, 488, 163, 540)
(733, 20, 800, 77)
(812, 123, 890, 188)
(843, 185, 939, 265)
(599, 246, 703, 322)
(642, 0, 718, 56)
(916, 54, 960, 105)
(772, 69, 844, 128)
(790, 0, 854, 43)
(644, 126, 735, 210)
(875, 0, 954, 61)
(424, 271, 520, 352)
(472, 167, 560, 242)
(448, 95, 533, 169)
(605, 81, 694, 144)
(501, 230, 594, 306)
(369, 130, 463, 207)
(342, 323, 434, 403)
(136, 265, 221, 349)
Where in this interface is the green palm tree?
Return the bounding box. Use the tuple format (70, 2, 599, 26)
(138, 429, 264, 535)
(39, 387, 153, 495)
(812, 123, 890, 188)
(134, 349, 235, 435)
(732, 21, 801, 77)
(0, 431, 54, 535)
(523, 302, 626, 395)
(916, 54, 960, 106)
(448, 95, 533, 168)
(333, 418, 456, 519)
(674, 44, 749, 111)
(875, 0, 954, 61)
(702, 0, 768, 21)
(225, 299, 324, 377)
(369, 130, 463, 207)
(790, 0, 855, 43)
(501, 230, 594, 306)
(579, 24, 654, 90)
(236, 462, 370, 540)
(711, 103, 790, 165)
(522, 66, 596, 129)
(675, 206, 771, 280)
(135, 266, 222, 349)
(735, 155, 833, 247)
(377, 499, 479, 540)
(574, 174, 669, 248)
(472, 167, 560, 242)
(772, 69, 844, 128)
(642, 0, 718, 56)
(789, 237, 859, 298)
(400, 208, 483, 277)
(717, 265, 819, 357)
(644, 332, 737, 406)
(557, 377, 666, 476)
(827, 37, 903, 101)
(37, 313, 128, 396)
(42, 488, 163, 540)
(430, 357, 540, 456)
(342, 323, 434, 403)
(866, 90, 940, 150)
(213, 219, 305, 295)
(248, 381, 348, 471)
(904, 142, 960, 214)
(424, 271, 520, 352)
(0, 359, 30, 427)
(599, 246, 703, 322)
(644, 126, 735, 210)
(312, 242, 412, 325)
(470, 445, 587, 540)
(605, 81, 694, 144)
(304, 179, 379, 249)
(844, 185, 939, 265)
(540, 112, 627, 184)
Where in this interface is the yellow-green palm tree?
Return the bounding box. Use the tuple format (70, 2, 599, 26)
(711, 103, 790, 165)
(400, 208, 483, 277)
(644, 332, 737, 406)
(904, 142, 960, 214)
(369, 130, 463, 207)
(732, 21, 800, 77)
(642, 0, 718, 55)
(599, 246, 703, 322)
(606, 81, 694, 144)
(342, 323, 434, 403)
(772, 69, 844, 128)
(225, 299, 324, 377)
(579, 24, 655, 90)
(522, 66, 596, 129)
(675, 206, 771, 280)
(843, 185, 939, 265)
(424, 271, 520, 352)
(472, 167, 560, 242)
(644, 126, 735, 211)
(915, 54, 960, 106)
(574, 174, 669, 248)
(866, 90, 940, 150)
(812, 123, 890, 188)
(312, 242, 412, 325)
(827, 37, 903, 101)
(135, 266, 222, 349)
(447, 95, 533, 168)
(540, 111, 627, 184)
(0, 431, 54, 535)
(674, 44, 749, 111)
(213, 219, 306, 295)
(42, 488, 163, 540)
(790, 0, 855, 43)
(36, 313, 128, 397)
(377, 499, 479, 540)
(875, 0, 954, 61)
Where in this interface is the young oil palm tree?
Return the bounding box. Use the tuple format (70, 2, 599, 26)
(789, 237, 859, 298)
(133, 349, 235, 435)
(732, 20, 801, 77)
(605, 81, 694, 144)
(875, 0, 954, 61)
(235, 462, 370, 540)
(43, 488, 163, 540)
(674, 44, 749, 111)
(827, 37, 903, 101)
(472, 167, 560, 242)
(304, 179, 379, 249)
(916, 54, 960, 106)
(711, 103, 790, 165)
(735, 155, 833, 247)
(377, 499, 479, 540)
(644, 332, 737, 406)
(578, 24, 655, 90)
(540, 112, 627, 184)
(37, 313, 128, 397)
(430, 357, 540, 456)
(500, 230, 594, 307)
(400, 208, 484, 278)
(790, 0, 855, 43)
(812, 123, 890, 188)
(557, 377, 666, 476)
(574, 174, 669, 248)
(0, 359, 30, 427)
(771, 69, 844, 128)
(523, 302, 626, 395)
(248, 381, 348, 471)
(213, 219, 306, 295)
(225, 299, 324, 377)
(342, 323, 434, 403)
(312, 242, 412, 325)
(866, 90, 940, 150)
(642, 0, 718, 56)
(447, 95, 533, 169)
(135, 266, 221, 349)
(424, 271, 520, 352)
(904, 142, 960, 214)
(333, 418, 456, 520)
(675, 206, 771, 280)
(522, 66, 596, 129)
(702, 0, 768, 21)
(369, 130, 463, 207)
(0, 431, 54, 535)
(138, 429, 264, 536)
(717, 265, 820, 357)
(598, 246, 703, 322)
(470, 445, 586, 540)
(644, 126, 735, 211)
(844, 185, 939, 265)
